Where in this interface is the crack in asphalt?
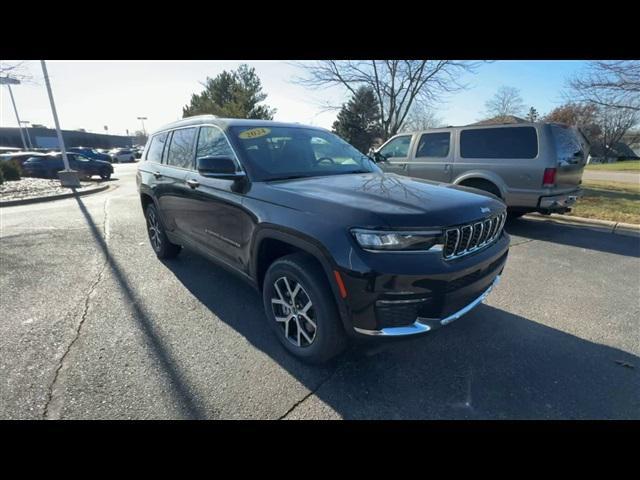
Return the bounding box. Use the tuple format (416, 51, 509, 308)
(278, 356, 352, 420)
(42, 197, 110, 420)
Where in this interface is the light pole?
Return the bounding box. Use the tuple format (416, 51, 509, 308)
(19, 121, 34, 149)
(137, 116, 147, 136)
(40, 60, 80, 187)
(0, 76, 29, 150)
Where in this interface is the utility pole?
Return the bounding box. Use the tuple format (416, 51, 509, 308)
(137, 116, 147, 135)
(19, 121, 34, 149)
(0, 76, 28, 150)
(40, 60, 80, 187)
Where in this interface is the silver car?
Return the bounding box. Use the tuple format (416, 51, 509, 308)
(371, 122, 588, 217)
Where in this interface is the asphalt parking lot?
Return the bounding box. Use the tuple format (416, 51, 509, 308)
(1, 163, 639, 419)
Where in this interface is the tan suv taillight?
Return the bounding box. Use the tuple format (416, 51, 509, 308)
(543, 168, 556, 187)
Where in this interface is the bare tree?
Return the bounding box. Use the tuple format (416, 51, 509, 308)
(597, 105, 638, 162)
(543, 102, 602, 143)
(400, 104, 444, 132)
(0, 61, 34, 83)
(484, 86, 525, 120)
(570, 61, 640, 112)
(294, 60, 481, 139)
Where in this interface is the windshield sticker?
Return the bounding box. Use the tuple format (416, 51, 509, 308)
(239, 128, 271, 139)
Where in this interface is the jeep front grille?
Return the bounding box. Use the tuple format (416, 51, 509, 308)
(443, 212, 506, 260)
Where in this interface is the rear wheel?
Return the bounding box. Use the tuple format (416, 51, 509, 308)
(262, 253, 347, 363)
(459, 179, 502, 199)
(145, 203, 181, 259)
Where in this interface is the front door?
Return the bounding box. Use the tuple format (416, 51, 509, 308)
(407, 131, 453, 183)
(183, 125, 252, 273)
(376, 134, 414, 176)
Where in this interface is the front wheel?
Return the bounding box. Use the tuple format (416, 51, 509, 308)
(145, 203, 181, 259)
(262, 253, 347, 364)
(100, 171, 111, 180)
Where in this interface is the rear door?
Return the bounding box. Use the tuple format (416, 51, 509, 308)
(376, 134, 414, 175)
(155, 127, 197, 237)
(407, 130, 454, 182)
(548, 124, 587, 190)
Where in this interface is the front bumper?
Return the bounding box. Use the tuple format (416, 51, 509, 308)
(337, 232, 509, 336)
(538, 189, 582, 211)
(354, 274, 500, 336)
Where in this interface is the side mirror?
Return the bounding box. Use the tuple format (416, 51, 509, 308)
(196, 156, 244, 179)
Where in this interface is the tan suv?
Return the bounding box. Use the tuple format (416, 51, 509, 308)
(371, 122, 588, 217)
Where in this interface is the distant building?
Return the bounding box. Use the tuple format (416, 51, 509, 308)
(0, 127, 134, 149)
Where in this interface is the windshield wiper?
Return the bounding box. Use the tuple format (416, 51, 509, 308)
(266, 174, 311, 182)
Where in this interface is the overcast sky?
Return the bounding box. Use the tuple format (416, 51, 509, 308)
(1, 60, 588, 136)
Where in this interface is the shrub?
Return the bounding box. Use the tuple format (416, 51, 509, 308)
(0, 160, 21, 181)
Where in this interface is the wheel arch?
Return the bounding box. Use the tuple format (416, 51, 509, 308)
(251, 227, 352, 333)
(453, 171, 507, 199)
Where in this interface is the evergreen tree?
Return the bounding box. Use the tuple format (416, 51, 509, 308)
(183, 64, 276, 119)
(332, 87, 382, 153)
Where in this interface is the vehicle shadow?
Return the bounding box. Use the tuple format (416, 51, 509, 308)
(163, 248, 640, 420)
(71, 192, 639, 419)
(505, 217, 640, 258)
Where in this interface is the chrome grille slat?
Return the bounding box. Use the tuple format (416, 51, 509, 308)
(443, 212, 506, 260)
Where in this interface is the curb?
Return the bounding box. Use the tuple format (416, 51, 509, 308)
(0, 184, 112, 207)
(524, 213, 640, 237)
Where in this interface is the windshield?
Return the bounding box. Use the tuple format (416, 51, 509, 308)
(228, 126, 380, 181)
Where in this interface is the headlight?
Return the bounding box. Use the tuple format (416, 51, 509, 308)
(351, 228, 442, 252)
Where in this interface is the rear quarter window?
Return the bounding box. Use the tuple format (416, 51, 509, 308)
(146, 132, 168, 163)
(460, 126, 538, 159)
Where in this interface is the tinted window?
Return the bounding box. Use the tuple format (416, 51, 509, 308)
(166, 128, 197, 169)
(146, 132, 168, 163)
(196, 126, 236, 159)
(550, 125, 583, 163)
(460, 127, 538, 159)
(379, 135, 412, 159)
(416, 132, 450, 157)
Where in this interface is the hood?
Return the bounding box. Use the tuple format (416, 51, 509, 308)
(249, 172, 505, 228)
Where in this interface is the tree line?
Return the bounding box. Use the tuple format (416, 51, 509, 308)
(182, 61, 640, 159)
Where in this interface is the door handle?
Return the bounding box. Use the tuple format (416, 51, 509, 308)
(186, 179, 200, 189)
(153, 171, 162, 179)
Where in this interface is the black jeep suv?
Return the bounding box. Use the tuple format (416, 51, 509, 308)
(137, 116, 509, 363)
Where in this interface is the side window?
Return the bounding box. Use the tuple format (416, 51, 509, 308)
(379, 135, 412, 159)
(460, 127, 538, 159)
(196, 126, 236, 160)
(165, 128, 197, 169)
(146, 132, 168, 163)
(416, 132, 451, 158)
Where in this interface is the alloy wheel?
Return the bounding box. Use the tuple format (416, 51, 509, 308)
(271, 276, 317, 347)
(147, 209, 162, 252)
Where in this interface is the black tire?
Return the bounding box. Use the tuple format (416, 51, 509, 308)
(262, 253, 347, 364)
(100, 170, 111, 180)
(460, 179, 502, 199)
(145, 203, 181, 259)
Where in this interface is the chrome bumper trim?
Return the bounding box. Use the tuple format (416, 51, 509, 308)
(353, 275, 501, 337)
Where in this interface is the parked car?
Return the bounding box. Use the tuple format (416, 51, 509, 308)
(109, 148, 137, 163)
(371, 122, 588, 217)
(133, 146, 145, 159)
(68, 147, 112, 162)
(137, 116, 509, 363)
(22, 153, 113, 180)
(0, 151, 48, 167)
